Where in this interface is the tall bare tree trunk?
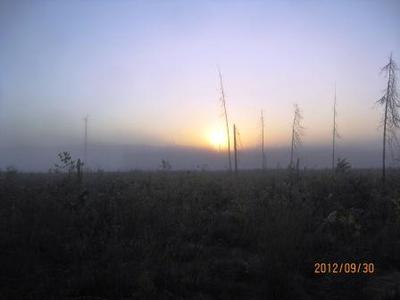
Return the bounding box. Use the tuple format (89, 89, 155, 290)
(382, 76, 390, 182)
(218, 69, 232, 171)
(233, 124, 238, 173)
(332, 84, 337, 174)
(261, 110, 266, 170)
(290, 114, 296, 168)
(84, 115, 88, 171)
(377, 53, 400, 183)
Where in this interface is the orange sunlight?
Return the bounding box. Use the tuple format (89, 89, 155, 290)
(207, 128, 227, 151)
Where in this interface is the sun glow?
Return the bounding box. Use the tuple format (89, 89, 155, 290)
(208, 129, 226, 150)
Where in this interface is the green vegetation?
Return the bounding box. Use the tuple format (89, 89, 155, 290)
(1, 169, 400, 299)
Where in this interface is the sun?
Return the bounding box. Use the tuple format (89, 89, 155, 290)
(208, 129, 226, 150)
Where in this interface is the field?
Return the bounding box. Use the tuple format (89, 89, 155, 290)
(1, 169, 400, 299)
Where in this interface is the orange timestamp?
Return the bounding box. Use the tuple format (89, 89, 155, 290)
(314, 262, 375, 274)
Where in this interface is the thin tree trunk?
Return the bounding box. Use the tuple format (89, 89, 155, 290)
(233, 124, 238, 173)
(382, 60, 392, 183)
(226, 112, 232, 171)
(261, 110, 266, 169)
(332, 85, 336, 174)
(84, 115, 88, 171)
(218, 69, 232, 171)
(290, 115, 295, 168)
(382, 89, 389, 182)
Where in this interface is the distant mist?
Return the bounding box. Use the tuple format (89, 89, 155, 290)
(0, 141, 397, 172)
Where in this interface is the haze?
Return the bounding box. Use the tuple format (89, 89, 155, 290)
(0, 0, 399, 171)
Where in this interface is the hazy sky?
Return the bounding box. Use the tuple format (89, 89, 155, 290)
(1, 0, 399, 155)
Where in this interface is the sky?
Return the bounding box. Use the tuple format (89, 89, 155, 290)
(0, 0, 399, 170)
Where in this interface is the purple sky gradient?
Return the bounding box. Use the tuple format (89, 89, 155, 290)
(0, 0, 399, 169)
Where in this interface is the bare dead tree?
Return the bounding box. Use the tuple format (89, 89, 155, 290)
(332, 83, 340, 174)
(290, 104, 304, 168)
(84, 115, 88, 170)
(377, 53, 400, 182)
(218, 67, 232, 171)
(261, 110, 266, 170)
(233, 124, 238, 173)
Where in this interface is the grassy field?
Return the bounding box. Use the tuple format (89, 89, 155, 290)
(1, 169, 400, 299)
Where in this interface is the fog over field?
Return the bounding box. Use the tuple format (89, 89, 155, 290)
(0, 141, 389, 171)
